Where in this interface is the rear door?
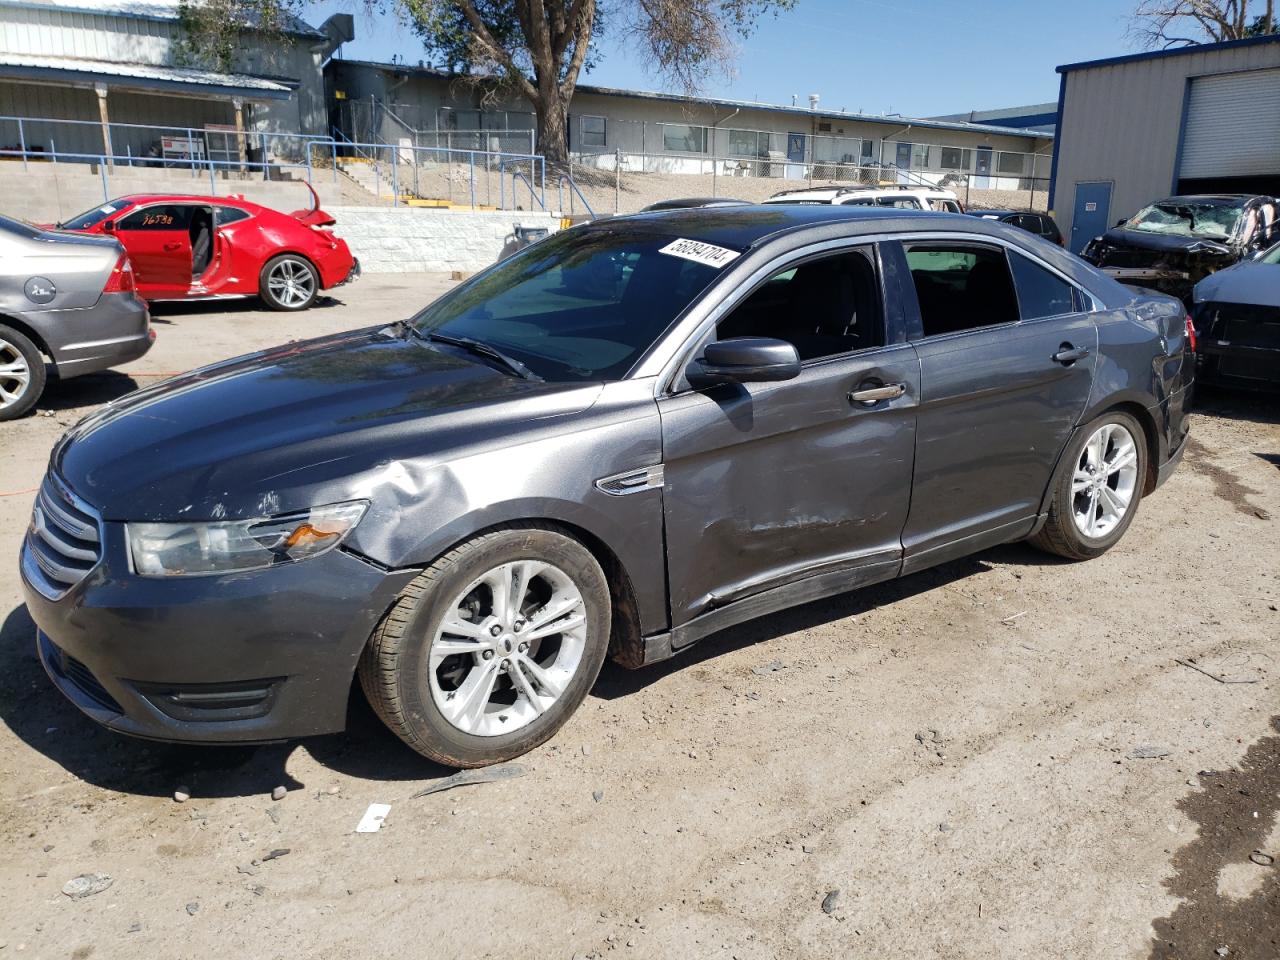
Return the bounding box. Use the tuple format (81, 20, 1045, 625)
(891, 238, 1098, 572)
(112, 203, 193, 296)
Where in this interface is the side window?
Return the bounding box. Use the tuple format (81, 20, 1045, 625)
(714, 249, 884, 362)
(214, 205, 251, 226)
(117, 205, 192, 231)
(1009, 251, 1076, 320)
(904, 243, 1019, 337)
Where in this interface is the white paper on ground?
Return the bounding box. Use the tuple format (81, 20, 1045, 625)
(355, 802, 392, 833)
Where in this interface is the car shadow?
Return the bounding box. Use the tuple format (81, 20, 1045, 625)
(0, 541, 1055, 795)
(1193, 385, 1280, 426)
(148, 295, 343, 318)
(38, 370, 140, 411)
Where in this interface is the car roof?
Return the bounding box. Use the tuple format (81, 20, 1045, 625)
(1154, 194, 1266, 206)
(645, 197, 750, 210)
(109, 194, 257, 208)
(967, 209, 1019, 217)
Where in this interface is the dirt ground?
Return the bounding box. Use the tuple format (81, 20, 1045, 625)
(0, 274, 1277, 960)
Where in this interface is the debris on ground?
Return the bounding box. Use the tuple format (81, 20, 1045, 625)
(260, 848, 290, 862)
(236, 864, 259, 876)
(265, 807, 281, 825)
(820, 889, 841, 915)
(355, 803, 391, 833)
(1249, 850, 1274, 867)
(62, 874, 113, 899)
(185, 902, 199, 916)
(409, 764, 527, 799)
(914, 729, 942, 746)
(1175, 656, 1263, 684)
(173, 786, 190, 803)
(1000, 611, 1028, 625)
(271, 786, 287, 801)
(592, 790, 605, 803)
(1128, 745, 1172, 760)
(751, 659, 785, 676)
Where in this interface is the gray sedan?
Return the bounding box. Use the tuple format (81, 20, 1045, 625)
(0, 214, 151, 419)
(23, 206, 1192, 768)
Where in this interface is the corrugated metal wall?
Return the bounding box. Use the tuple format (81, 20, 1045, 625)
(1053, 41, 1280, 242)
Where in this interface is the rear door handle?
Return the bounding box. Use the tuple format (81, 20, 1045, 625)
(848, 381, 906, 405)
(1052, 344, 1091, 365)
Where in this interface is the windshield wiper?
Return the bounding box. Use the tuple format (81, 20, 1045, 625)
(421, 330, 542, 381)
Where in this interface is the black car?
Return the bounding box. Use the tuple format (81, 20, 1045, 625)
(22, 206, 1193, 768)
(969, 209, 1063, 246)
(641, 197, 750, 211)
(1082, 194, 1280, 304)
(1191, 239, 1280, 389)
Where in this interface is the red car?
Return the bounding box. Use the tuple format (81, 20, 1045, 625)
(55, 187, 358, 311)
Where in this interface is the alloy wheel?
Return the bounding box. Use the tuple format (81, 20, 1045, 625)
(266, 258, 316, 308)
(428, 560, 588, 737)
(0, 337, 31, 409)
(1071, 422, 1140, 539)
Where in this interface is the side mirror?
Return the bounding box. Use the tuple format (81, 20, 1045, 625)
(1113, 218, 1127, 228)
(690, 337, 801, 386)
(101, 220, 115, 232)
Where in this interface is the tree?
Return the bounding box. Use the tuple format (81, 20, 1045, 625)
(1129, 0, 1276, 48)
(404, 0, 796, 165)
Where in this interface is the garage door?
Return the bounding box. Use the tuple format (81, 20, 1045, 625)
(1180, 68, 1280, 179)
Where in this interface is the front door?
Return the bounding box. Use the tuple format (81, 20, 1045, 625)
(659, 246, 919, 630)
(890, 239, 1098, 572)
(786, 133, 806, 163)
(112, 203, 193, 297)
(1070, 181, 1112, 254)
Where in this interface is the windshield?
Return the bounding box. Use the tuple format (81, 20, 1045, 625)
(411, 228, 733, 381)
(60, 200, 128, 230)
(1126, 201, 1245, 241)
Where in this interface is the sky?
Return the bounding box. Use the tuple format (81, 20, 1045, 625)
(304, 0, 1140, 116)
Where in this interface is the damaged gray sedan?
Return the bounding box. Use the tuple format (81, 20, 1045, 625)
(23, 206, 1193, 767)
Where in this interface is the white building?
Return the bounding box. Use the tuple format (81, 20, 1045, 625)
(0, 0, 350, 161)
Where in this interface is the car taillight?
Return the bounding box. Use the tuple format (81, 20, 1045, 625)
(1184, 314, 1198, 354)
(103, 254, 135, 294)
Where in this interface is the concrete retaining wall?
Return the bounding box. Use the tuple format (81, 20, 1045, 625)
(328, 207, 561, 273)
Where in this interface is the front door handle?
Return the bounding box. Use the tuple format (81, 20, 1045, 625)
(1052, 344, 1091, 365)
(848, 381, 906, 405)
(163, 241, 182, 251)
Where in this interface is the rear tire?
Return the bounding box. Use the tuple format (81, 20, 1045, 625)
(259, 254, 319, 311)
(0, 324, 46, 421)
(358, 525, 611, 767)
(1031, 410, 1147, 560)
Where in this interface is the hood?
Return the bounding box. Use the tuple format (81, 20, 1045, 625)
(1194, 259, 1280, 307)
(1096, 228, 1237, 256)
(53, 326, 602, 521)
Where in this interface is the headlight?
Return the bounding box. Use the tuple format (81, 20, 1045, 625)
(128, 501, 368, 577)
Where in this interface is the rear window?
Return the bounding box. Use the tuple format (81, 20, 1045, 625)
(412, 228, 732, 381)
(1009, 252, 1075, 319)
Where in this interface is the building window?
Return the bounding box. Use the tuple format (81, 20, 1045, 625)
(663, 123, 708, 153)
(580, 115, 606, 148)
(727, 128, 767, 158)
(911, 143, 931, 168)
(861, 139, 875, 163)
(997, 151, 1026, 175)
(940, 146, 971, 171)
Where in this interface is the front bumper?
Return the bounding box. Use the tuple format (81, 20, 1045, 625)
(21, 520, 416, 743)
(1196, 339, 1280, 390)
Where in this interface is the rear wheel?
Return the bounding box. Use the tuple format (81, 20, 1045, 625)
(0, 324, 46, 421)
(1031, 411, 1147, 560)
(259, 254, 319, 311)
(358, 526, 611, 767)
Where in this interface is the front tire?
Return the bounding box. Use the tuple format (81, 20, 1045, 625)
(1031, 410, 1147, 560)
(358, 525, 612, 767)
(0, 324, 46, 421)
(259, 254, 319, 311)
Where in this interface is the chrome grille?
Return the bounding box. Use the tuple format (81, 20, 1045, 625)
(22, 475, 102, 600)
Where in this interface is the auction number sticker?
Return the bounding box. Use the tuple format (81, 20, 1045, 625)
(659, 238, 740, 268)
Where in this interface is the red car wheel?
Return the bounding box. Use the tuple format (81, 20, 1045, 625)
(260, 254, 319, 312)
